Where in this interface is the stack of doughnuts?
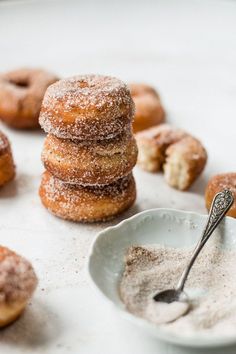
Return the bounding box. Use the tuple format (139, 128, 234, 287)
(39, 75, 137, 222)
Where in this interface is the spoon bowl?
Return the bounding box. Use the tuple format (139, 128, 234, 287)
(153, 289, 188, 303)
(151, 289, 190, 323)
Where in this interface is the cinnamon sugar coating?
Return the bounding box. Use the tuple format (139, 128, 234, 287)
(0, 68, 59, 129)
(205, 173, 236, 218)
(39, 171, 136, 222)
(42, 131, 138, 185)
(0, 130, 15, 187)
(164, 135, 207, 190)
(0, 246, 37, 305)
(129, 83, 165, 133)
(39, 75, 135, 140)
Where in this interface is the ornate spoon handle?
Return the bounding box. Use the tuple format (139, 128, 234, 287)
(176, 189, 234, 292)
(200, 189, 234, 243)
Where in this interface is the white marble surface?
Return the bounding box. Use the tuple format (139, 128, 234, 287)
(0, 0, 236, 353)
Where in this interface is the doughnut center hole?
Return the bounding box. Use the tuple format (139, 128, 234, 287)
(9, 79, 29, 88)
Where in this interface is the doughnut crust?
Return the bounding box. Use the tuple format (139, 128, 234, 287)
(205, 173, 236, 218)
(39, 75, 135, 140)
(42, 132, 138, 185)
(39, 171, 136, 222)
(129, 83, 165, 133)
(0, 131, 15, 187)
(164, 136, 207, 190)
(0, 246, 37, 327)
(0, 68, 59, 129)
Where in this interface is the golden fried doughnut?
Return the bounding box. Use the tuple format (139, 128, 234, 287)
(129, 83, 165, 133)
(42, 132, 138, 185)
(0, 246, 37, 327)
(136, 124, 187, 172)
(136, 124, 207, 190)
(0, 130, 15, 187)
(39, 171, 136, 222)
(0, 68, 59, 129)
(39, 75, 134, 140)
(205, 173, 236, 218)
(164, 136, 207, 190)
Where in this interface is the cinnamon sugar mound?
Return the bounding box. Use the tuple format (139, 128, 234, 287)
(120, 241, 236, 337)
(0, 247, 37, 304)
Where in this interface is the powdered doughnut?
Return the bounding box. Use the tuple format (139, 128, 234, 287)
(39, 171, 136, 222)
(0, 130, 15, 187)
(129, 83, 165, 133)
(0, 68, 59, 129)
(136, 124, 207, 190)
(164, 136, 207, 190)
(42, 132, 138, 185)
(205, 173, 236, 218)
(39, 75, 135, 140)
(0, 246, 37, 327)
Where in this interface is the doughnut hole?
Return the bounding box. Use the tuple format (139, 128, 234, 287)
(8, 78, 29, 88)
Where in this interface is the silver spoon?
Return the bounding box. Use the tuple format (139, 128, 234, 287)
(152, 189, 234, 322)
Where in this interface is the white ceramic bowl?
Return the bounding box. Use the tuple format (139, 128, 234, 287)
(87, 208, 236, 348)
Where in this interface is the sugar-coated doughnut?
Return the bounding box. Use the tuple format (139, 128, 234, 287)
(136, 124, 187, 172)
(129, 83, 165, 133)
(0, 68, 59, 129)
(39, 75, 135, 140)
(0, 130, 15, 187)
(0, 246, 37, 327)
(42, 132, 138, 185)
(39, 171, 136, 222)
(164, 136, 207, 190)
(136, 124, 207, 190)
(205, 173, 236, 218)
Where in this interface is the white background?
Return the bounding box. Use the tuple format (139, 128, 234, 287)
(0, 0, 236, 353)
